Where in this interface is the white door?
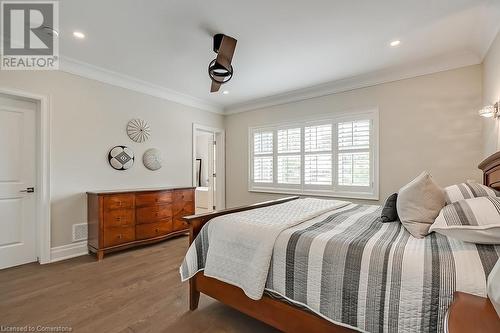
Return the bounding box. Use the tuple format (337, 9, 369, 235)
(0, 94, 37, 269)
(207, 134, 216, 211)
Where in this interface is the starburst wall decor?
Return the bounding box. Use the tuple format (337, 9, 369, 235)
(126, 119, 151, 143)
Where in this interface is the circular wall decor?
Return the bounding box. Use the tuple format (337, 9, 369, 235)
(143, 148, 162, 171)
(126, 119, 151, 143)
(108, 146, 134, 170)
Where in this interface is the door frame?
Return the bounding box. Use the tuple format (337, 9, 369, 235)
(0, 87, 51, 265)
(192, 123, 226, 210)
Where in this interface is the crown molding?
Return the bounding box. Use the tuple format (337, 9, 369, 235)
(59, 56, 224, 114)
(223, 50, 482, 115)
(58, 50, 481, 116)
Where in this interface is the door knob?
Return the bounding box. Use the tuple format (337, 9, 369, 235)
(20, 187, 35, 193)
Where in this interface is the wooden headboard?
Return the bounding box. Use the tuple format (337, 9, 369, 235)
(478, 151, 500, 189)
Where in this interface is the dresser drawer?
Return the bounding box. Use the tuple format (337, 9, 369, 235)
(173, 201, 195, 217)
(103, 208, 135, 227)
(173, 218, 189, 232)
(103, 226, 135, 247)
(173, 190, 195, 217)
(136, 204, 172, 224)
(135, 191, 172, 207)
(136, 221, 173, 240)
(173, 189, 194, 203)
(103, 194, 134, 210)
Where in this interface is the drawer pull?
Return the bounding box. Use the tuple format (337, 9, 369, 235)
(117, 234, 122, 239)
(155, 228, 160, 233)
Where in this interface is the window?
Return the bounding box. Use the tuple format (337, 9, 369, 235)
(253, 131, 273, 183)
(249, 110, 378, 200)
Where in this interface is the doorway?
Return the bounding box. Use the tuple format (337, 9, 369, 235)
(0, 94, 37, 269)
(192, 124, 225, 214)
(0, 89, 50, 269)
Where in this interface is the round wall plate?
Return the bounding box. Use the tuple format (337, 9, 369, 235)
(127, 119, 151, 143)
(108, 146, 134, 170)
(143, 148, 162, 171)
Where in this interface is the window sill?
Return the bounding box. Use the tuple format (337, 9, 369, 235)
(248, 187, 379, 201)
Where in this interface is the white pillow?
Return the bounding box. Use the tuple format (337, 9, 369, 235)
(397, 171, 445, 238)
(429, 196, 500, 244)
(488, 259, 500, 317)
(444, 182, 499, 204)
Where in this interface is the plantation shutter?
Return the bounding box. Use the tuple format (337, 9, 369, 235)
(277, 128, 301, 184)
(253, 131, 273, 183)
(337, 120, 371, 186)
(304, 124, 332, 185)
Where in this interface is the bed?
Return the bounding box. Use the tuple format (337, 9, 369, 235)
(180, 152, 500, 333)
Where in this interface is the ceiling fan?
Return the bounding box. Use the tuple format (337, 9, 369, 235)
(208, 33, 237, 93)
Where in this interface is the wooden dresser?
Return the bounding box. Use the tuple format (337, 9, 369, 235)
(87, 187, 195, 260)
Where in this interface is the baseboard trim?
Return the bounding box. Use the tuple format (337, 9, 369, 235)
(50, 241, 88, 263)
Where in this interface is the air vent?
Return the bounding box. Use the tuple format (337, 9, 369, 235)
(72, 223, 88, 242)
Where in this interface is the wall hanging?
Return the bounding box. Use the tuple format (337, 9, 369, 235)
(143, 148, 162, 171)
(126, 118, 151, 143)
(108, 146, 135, 170)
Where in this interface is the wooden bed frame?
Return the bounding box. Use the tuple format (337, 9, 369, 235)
(478, 151, 500, 190)
(183, 152, 500, 333)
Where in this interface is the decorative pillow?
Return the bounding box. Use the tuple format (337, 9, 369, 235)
(379, 193, 399, 223)
(397, 171, 445, 238)
(444, 182, 500, 204)
(488, 259, 500, 317)
(429, 196, 500, 244)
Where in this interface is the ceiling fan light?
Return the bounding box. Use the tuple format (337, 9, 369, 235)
(208, 59, 233, 84)
(208, 33, 237, 93)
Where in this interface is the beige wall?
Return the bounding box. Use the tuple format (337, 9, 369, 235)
(225, 65, 483, 207)
(0, 70, 223, 248)
(482, 31, 500, 157)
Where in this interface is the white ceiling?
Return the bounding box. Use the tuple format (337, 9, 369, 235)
(59, 0, 500, 113)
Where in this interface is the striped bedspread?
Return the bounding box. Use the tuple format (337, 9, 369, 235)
(180, 203, 500, 333)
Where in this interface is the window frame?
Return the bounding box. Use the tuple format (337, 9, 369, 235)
(248, 109, 379, 200)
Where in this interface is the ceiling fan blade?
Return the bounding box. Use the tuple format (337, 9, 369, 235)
(215, 35, 237, 71)
(210, 80, 221, 93)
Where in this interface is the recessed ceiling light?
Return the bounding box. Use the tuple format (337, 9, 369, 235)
(222, 90, 229, 95)
(42, 26, 59, 38)
(390, 40, 401, 47)
(73, 31, 85, 39)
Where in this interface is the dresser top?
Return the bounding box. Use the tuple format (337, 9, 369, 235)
(86, 186, 196, 195)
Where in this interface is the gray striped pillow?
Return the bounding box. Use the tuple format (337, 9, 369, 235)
(429, 196, 500, 244)
(443, 182, 499, 204)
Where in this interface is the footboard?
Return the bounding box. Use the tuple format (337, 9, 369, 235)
(182, 196, 299, 309)
(183, 196, 300, 245)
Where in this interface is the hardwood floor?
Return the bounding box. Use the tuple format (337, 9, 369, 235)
(0, 236, 278, 333)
